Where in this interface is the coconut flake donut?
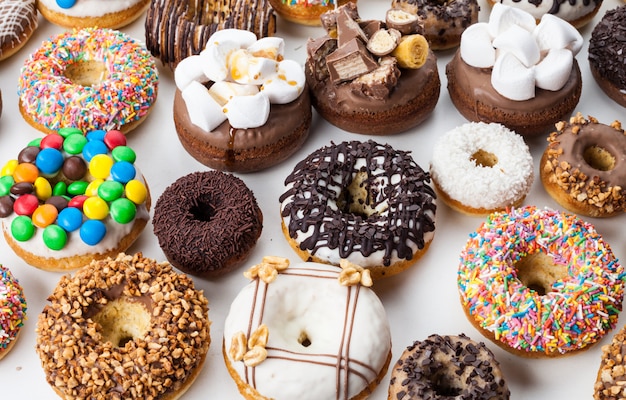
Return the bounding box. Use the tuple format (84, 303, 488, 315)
(0, 128, 151, 272)
(0, 0, 38, 61)
(145, 0, 276, 70)
(36, 253, 210, 399)
(37, 0, 149, 29)
(223, 257, 392, 400)
(0, 264, 27, 361)
(388, 334, 510, 399)
(18, 27, 158, 135)
(430, 122, 534, 216)
(486, 0, 601, 28)
(540, 113, 626, 218)
(458, 205, 625, 357)
(279, 140, 436, 280)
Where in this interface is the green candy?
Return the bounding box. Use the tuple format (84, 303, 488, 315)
(98, 181, 124, 202)
(43, 225, 68, 250)
(67, 181, 89, 195)
(53, 181, 68, 197)
(63, 134, 88, 154)
(0, 175, 15, 196)
(110, 198, 136, 224)
(58, 127, 83, 138)
(11, 216, 35, 241)
(27, 138, 42, 147)
(111, 146, 136, 163)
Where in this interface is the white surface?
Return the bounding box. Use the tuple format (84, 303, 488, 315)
(1, 0, 626, 398)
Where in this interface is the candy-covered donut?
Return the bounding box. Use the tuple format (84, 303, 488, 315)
(0, 0, 38, 61)
(153, 171, 263, 278)
(0, 264, 27, 361)
(37, 0, 149, 29)
(18, 27, 158, 135)
(391, 0, 480, 50)
(223, 257, 392, 400)
(0, 128, 151, 272)
(487, 0, 601, 28)
(540, 113, 626, 218)
(388, 334, 510, 399)
(279, 140, 436, 280)
(145, 0, 276, 70)
(458, 205, 624, 357)
(430, 122, 534, 216)
(36, 253, 210, 399)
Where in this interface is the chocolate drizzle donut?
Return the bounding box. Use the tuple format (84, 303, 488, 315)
(0, 0, 38, 61)
(153, 171, 263, 278)
(145, 0, 276, 69)
(279, 140, 436, 280)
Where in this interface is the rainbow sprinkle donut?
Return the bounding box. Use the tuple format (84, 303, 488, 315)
(0, 128, 150, 272)
(458, 205, 625, 357)
(0, 264, 27, 360)
(17, 27, 158, 135)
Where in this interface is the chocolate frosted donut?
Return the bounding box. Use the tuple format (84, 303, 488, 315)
(153, 171, 263, 278)
(0, 0, 38, 61)
(388, 334, 510, 399)
(145, 0, 276, 69)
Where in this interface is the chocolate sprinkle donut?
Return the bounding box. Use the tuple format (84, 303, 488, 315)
(153, 171, 263, 278)
(388, 334, 511, 400)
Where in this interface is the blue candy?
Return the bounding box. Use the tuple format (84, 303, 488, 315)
(86, 130, 106, 142)
(56, 0, 76, 8)
(80, 220, 106, 245)
(57, 207, 83, 232)
(110, 161, 136, 183)
(36, 148, 64, 174)
(82, 140, 108, 162)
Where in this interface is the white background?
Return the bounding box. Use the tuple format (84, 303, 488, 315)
(1, 0, 626, 398)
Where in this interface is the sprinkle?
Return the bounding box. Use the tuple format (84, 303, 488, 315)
(0, 265, 27, 352)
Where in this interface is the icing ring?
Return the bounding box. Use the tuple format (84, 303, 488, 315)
(458, 205, 625, 357)
(17, 27, 159, 135)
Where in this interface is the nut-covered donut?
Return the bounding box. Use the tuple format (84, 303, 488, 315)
(36, 253, 210, 399)
(0, 0, 38, 61)
(279, 140, 436, 280)
(594, 324, 626, 399)
(540, 113, 626, 218)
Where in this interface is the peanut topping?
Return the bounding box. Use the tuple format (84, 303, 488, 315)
(244, 256, 290, 283)
(229, 324, 270, 367)
(338, 259, 373, 287)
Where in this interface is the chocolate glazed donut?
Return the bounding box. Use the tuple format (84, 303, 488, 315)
(145, 0, 276, 69)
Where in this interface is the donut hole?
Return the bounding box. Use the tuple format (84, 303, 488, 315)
(64, 60, 108, 87)
(583, 145, 615, 171)
(189, 197, 215, 222)
(92, 298, 151, 348)
(470, 149, 498, 168)
(515, 252, 569, 296)
(298, 331, 312, 347)
(336, 171, 384, 218)
(430, 371, 462, 397)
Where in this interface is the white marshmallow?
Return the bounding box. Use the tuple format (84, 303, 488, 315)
(223, 92, 271, 129)
(182, 81, 227, 131)
(488, 3, 536, 37)
(533, 14, 583, 54)
(492, 24, 540, 68)
(205, 29, 257, 49)
(247, 37, 285, 60)
(491, 51, 535, 101)
(460, 23, 496, 68)
(229, 49, 279, 85)
(208, 81, 259, 106)
(174, 55, 207, 91)
(200, 40, 241, 83)
(261, 59, 305, 104)
(534, 48, 574, 91)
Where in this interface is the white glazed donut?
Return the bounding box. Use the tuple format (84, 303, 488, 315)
(223, 257, 392, 400)
(430, 122, 534, 216)
(37, 0, 149, 29)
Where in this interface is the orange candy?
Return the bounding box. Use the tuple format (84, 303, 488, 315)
(32, 204, 59, 228)
(13, 163, 39, 183)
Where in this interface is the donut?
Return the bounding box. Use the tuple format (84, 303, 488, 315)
(153, 171, 263, 278)
(223, 257, 392, 400)
(37, 0, 149, 29)
(0, 264, 27, 361)
(446, 4, 583, 137)
(458, 205, 625, 357)
(36, 252, 210, 399)
(388, 334, 510, 399)
(486, 0, 601, 28)
(173, 29, 312, 173)
(279, 140, 437, 281)
(306, 5, 440, 135)
(540, 113, 626, 218)
(145, 0, 276, 70)
(594, 324, 626, 399)
(0, 0, 38, 61)
(269, 0, 355, 26)
(390, 0, 480, 50)
(430, 122, 534, 216)
(588, 6, 626, 108)
(17, 27, 159, 135)
(0, 128, 151, 272)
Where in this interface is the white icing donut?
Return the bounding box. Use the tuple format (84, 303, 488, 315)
(430, 122, 534, 214)
(37, 0, 143, 17)
(223, 258, 392, 400)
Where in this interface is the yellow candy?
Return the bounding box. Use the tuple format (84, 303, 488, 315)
(1, 160, 18, 177)
(85, 179, 104, 197)
(89, 154, 114, 180)
(83, 197, 109, 220)
(125, 179, 148, 204)
(32, 204, 58, 228)
(34, 177, 52, 200)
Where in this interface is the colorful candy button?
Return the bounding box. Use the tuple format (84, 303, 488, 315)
(58, 127, 83, 138)
(85, 179, 104, 197)
(111, 146, 136, 163)
(63, 134, 88, 155)
(68, 195, 88, 210)
(110, 161, 136, 183)
(32, 204, 58, 228)
(57, 207, 83, 232)
(83, 196, 109, 220)
(89, 154, 114, 179)
(53, 181, 68, 197)
(0, 196, 14, 218)
(43, 225, 68, 250)
(13, 163, 38, 183)
(13, 194, 38, 216)
(11, 216, 35, 241)
(98, 181, 124, 202)
(1, 159, 18, 176)
(82, 140, 108, 161)
(110, 198, 136, 224)
(36, 148, 64, 175)
(86, 129, 106, 142)
(17, 147, 40, 164)
(125, 179, 148, 204)
(68, 181, 88, 196)
(40, 133, 64, 150)
(104, 130, 126, 149)
(34, 177, 52, 200)
(80, 220, 106, 245)
(0, 176, 14, 196)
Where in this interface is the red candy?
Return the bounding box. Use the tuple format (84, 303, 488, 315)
(13, 193, 39, 215)
(40, 133, 64, 150)
(104, 130, 126, 150)
(68, 195, 88, 210)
